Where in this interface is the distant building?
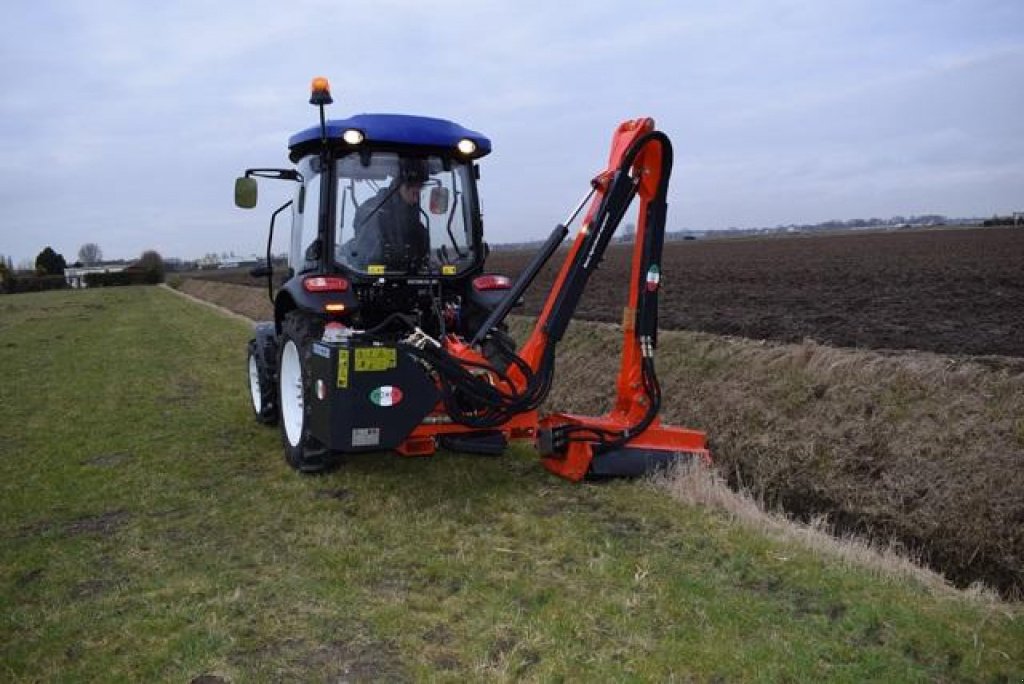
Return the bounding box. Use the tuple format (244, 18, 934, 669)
(218, 256, 261, 269)
(64, 262, 128, 288)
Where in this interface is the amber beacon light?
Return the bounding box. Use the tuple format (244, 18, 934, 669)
(309, 76, 333, 105)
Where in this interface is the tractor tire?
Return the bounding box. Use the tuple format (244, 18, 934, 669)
(247, 336, 278, 425)
(277, 311, 336, 474)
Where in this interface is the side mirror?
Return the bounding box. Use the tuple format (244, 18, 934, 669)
(234, 177, 258, 208)
(429, 187, 450, 215)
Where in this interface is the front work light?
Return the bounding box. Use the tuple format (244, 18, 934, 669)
(342, 128, 365, 145)
(456, 138, 477, 156)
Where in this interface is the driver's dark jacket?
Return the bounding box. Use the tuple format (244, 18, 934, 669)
(345, 188, 429, 268)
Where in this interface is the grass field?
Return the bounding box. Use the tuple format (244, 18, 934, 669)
(177, 277, 1024, 598)
(1, 287, 1021, 682)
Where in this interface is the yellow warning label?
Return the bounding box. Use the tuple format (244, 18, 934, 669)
(442, 265, 457, 276)
(337, 350, 349, 388)
(367, 265, 386, 275)
(354, 347, 397, 372)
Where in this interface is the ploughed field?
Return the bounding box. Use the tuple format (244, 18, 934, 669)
(486, 226, 1024, 358)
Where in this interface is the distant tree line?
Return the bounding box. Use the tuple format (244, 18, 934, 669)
(982, 215, 1023, 227)
(1, 244, 166, 294)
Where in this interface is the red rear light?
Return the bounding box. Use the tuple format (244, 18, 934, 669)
(303, 276, 349, 292)
(473, 274, 512, 291)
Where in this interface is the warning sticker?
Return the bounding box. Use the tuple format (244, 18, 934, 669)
(337, 350, 349, 388)
(354, 347, 397, 372)
(367, 265, 386, 275)
(351, 427, 380, 447)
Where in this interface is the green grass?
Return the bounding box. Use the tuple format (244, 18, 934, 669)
(0, 287, 1021, 682)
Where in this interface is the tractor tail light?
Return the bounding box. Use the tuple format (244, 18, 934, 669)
(303, 276, 349, 292)
(473, 274, 512, 291)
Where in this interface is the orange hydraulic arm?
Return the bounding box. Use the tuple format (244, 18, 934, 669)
(515, 118, 657, 373)
(527, 119, 708, 479)
(413, 118, 710, 480)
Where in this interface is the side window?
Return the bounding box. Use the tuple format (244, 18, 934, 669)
(291, 175, 322, 272)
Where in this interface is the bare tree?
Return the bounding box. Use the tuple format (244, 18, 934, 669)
(78, 243, 103, 265)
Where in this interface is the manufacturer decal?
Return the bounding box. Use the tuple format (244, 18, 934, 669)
(369, 385, 404, 407)
(646, 265, 661, 292)
(312, 342, 330, 358)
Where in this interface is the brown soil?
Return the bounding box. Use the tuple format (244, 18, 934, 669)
(486, 226, 1024, 358)
(187, 227, 1024, 358)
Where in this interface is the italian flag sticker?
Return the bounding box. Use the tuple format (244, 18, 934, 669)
(369, 385, 404, 407)
(646, 265, 661, 292)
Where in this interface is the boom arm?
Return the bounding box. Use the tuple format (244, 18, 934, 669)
(404, 118, 709, 480)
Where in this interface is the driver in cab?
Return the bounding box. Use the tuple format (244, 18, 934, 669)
(346, 158, 430, 270)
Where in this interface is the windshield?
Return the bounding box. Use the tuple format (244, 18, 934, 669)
(334, 152, 477, 276)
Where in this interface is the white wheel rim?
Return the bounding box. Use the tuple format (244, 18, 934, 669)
(280, 340, 304, 447)
(248, 353, 262, 413)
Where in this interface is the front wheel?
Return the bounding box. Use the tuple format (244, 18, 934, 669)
(277, 312, 336, 473)
(247, 338, 278, 425)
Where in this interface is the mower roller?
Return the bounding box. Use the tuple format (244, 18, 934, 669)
(235, 77, 710, 481)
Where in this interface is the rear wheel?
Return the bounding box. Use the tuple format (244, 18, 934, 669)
(277, 311, 336, 473)
(247, 338, 278, 425)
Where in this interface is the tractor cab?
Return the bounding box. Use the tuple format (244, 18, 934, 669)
(237, 79, 506, 338)
(286, 114, 491, 281)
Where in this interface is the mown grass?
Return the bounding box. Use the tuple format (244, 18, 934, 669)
(0, 287, 1021, 682)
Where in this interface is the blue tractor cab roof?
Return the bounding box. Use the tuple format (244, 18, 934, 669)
(288, 113, 492, 160)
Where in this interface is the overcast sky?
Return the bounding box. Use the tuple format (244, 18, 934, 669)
(1, 0, 1021, 265)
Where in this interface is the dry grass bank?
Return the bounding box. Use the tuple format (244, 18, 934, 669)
(176, 278, 273, 321)
(512, 318, 1024, 598)
(651, 463, 1002, 603)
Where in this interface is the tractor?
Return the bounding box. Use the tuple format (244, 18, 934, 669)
(235, 77, 709, 480)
